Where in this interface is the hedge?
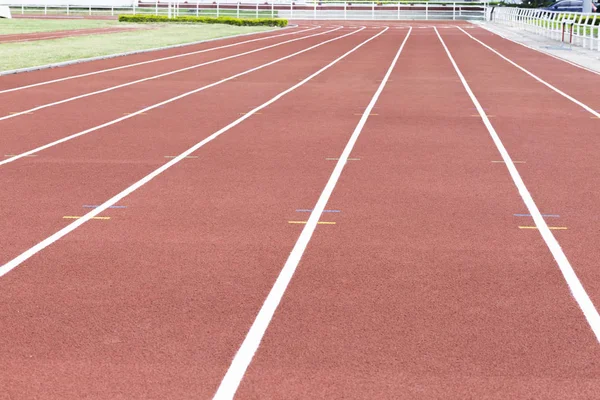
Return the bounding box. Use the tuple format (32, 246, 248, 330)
(119, 14, 288, 27)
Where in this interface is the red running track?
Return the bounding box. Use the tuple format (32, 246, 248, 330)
(0, 22, 599, 399)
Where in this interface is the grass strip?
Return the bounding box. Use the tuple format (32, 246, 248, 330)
(0, 23, 273, 71)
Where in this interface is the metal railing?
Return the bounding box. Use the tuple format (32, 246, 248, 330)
(7, 1, 489, 20)
(491, 7, 600, 51)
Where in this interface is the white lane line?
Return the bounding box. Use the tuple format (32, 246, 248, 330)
(212, 26, 411, 400)
(0, 26, 320, 95)
(435, 27, 600, 342)
(473, 24, 600, 77)
(0, 27, 359, 167)
(0, 26, 382, 282)
(457, 27, 600, 119)
(0, 27, 340, 121)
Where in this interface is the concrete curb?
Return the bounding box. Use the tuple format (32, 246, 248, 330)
(471, 21, 600, 76)
(0, 24, 297, 76)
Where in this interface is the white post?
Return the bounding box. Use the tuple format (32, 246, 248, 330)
(452, 2, 455, 20)
(66, 4, 69, 15)
(256, 1, 258, 19)
(217, 0, 219, 17)
(155, 0, 158, 15)
(133, 2, 136, 14)
(425, 2, 428, 20)
(397, 1, 400, 20)
(21, 1, 23, 15)
(271, 2, 273, 18)
(344, 1, 346, 20)
(196, 0, 199, 16)
(237, 2, 239, 18)
(371, 2, 374, 20)
(168, 1, 171, 18)
(44, 4, 47, 14)
(290, 1, 293, 19)
(314, 1, 316, 20)
(89, 3, 91, 16)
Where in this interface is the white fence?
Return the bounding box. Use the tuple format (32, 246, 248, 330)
(6, 1, 489, 20)
(491, 7, 600, 51)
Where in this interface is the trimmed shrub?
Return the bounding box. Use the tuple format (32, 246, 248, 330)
(119, 14, 288, 27)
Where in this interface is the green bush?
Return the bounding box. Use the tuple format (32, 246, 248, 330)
(119, 14, 288, 27)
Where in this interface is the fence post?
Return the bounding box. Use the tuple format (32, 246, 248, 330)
(314, 1, 316, 20)
(155, 0, 158, 15)
(67, 4, 69, 15)
(217, 0, 219, 17)
(89, 3, 91, 16)
(196, 0, 199, 16)
(271, 2, 274, 18)
(344, 1, 346, 20)
(44, 4, 47, 14)
(371, 2, 374, 20)
(425, 2, 428, 20)
(290, 1, 293, 19)
(256, 1, 258, 19)
(21, 1, 23, 15)
(397, 1, 400, 20)
(133, 2, 136, 14)
(452, 2, 455, 20)
(237, 2, 239, 18)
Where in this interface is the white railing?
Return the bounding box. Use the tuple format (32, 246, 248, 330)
(491, 6, 600, 51)
(7, 1, 489, 20)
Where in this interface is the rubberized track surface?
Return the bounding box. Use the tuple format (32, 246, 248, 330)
(1, 22, 599, 399)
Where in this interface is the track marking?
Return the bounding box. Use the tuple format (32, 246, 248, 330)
(213, 26, 411, 400)
(0, 26, 321, 94)
(325, 157, 360, 161)
(471, 114, 495, 117)
(354, 113, 378, 116)
(9, 112, 33, 115)
(123, 112, 147, 116)
(0, 26, 385, 285)
(0, 28, 342, 122)
(519, 226, 568, 230)
(82, 205, 126, 209)
(239, 112, 263, 115)
(63, 216, 110, 220)
(457, 27, 600, 120)
(514, 213, 560, 218)
(491, 160, 525, 164)
(435, 27, 600, 342)
(4, 154, 36, 157)
(296, 209, 341, 212)
(0, 28, 361, 167)
(288, 221, 336, 225)
(164, 155, 198, 159)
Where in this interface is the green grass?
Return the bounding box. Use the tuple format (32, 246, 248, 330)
(0, 23, 273, 71)
(0, 18, 124, 35)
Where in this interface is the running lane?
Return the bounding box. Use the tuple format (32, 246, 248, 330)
(438, 26, 600, 336)
(0, 28, 405, 398)
(0, 26, 330, 116)
(233, 27, 600, 399)
(0, 27, 349, 156)
(462, 25, 600, 110)
(0, 26, 368, 263)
